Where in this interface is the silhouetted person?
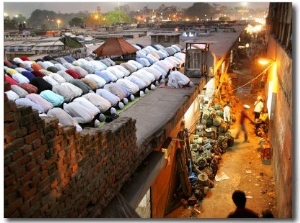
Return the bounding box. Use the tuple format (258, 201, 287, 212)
(227, 190, 259, 218)
(262, 209, 274, 218)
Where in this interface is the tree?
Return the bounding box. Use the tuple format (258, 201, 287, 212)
(69, 17, 84, 27)
(28, 10, 57, 29)
(105, 10, 134, 26)
(4, 14, 27, 30)
(184, 3, 213, 20)
(4, 16, 17, 30)
(27, 9, 89, 30)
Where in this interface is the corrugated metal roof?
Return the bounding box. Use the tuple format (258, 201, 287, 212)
(4, 44, 34, 52)
(31, 45, 64, 52)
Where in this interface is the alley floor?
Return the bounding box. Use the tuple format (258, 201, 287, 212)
(165, 60, 277, 219)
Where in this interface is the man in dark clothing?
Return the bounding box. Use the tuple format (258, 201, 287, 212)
(30, 77, 52, 94)
(235, 104, 254, 143)
(228, 190, 259, 218)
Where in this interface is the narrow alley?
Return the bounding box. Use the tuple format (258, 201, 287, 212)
(166, 57, 277, 219)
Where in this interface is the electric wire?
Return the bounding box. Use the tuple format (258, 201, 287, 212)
(232, 63, 273, 92)
(186, 62, 273, 136)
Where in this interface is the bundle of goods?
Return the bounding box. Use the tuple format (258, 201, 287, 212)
(255, 119, 268, 137)
(258, 137, 272, 160)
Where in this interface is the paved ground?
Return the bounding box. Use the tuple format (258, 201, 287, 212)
(165, 60, 277, 219)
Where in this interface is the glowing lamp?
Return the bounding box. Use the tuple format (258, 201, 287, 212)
(258, 58, 275, 65)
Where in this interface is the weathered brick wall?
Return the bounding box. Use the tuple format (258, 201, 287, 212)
(4, 83, 139, 217)
(267, 37, 293, 218)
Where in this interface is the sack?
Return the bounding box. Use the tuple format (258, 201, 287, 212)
(219, 122, 228, 133)
(227, 136, 234, 147)
(260, 113, 268, 122)
(213, 116, 222, 127)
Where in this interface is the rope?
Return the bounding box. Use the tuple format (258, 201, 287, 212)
(188, 63, 273, 135)
(232, 63, 273, 92)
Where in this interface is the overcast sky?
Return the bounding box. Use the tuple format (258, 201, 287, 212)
(3, 1, 270, 18)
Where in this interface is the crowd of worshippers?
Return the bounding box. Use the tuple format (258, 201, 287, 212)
(4, 44, 194, 131)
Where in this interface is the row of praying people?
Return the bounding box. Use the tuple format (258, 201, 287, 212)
(5, 44, 192, 131)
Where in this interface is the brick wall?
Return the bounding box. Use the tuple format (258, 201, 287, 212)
(266, 37, 293, 218)
(4, 83, 139, 217)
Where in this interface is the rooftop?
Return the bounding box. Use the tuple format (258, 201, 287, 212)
(113, 25, 246, 208)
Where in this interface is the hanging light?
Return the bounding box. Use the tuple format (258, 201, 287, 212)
(257, 58, 277, 120)
(258, 58, 275, 65)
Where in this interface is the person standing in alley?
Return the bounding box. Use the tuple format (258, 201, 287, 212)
(235, 104, 254, 143)
(223, 101, 231, 125)
(227, 190, 259, 218)
(253, 96, 264, 120)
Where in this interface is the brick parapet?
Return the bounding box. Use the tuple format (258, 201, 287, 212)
(4, 97, 139, 217)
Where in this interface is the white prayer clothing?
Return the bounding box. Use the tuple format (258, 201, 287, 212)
(143, 67, 162, 80)
(137, 69, 156, 82)
(73, 97, 100, 116)
(61, 82, 83, 98)
(174, 52, 186, 63)
(116, 79, 140, 94)
(82, 92, 111, 113)
(106, 66, 125, 79)
(167, 71, 191, 88)
(55, 63, 67, 71)
(26, 93, 53, 113)
(101, 70, 118, 82)
(162, 59, 175, 70)
(95, 89, 121, 106)
(128, 60, 143, 69)
(63, 102, 94, 124)
(47, 107, 79, 127)
(15, 98, 44, 114)
(88, 60, 107, 71)
(11, 72, 30, 84)
(125, 76, 147, 89)
(151, 64, 167, 76)
(154, 61, 169, 73)
(57, 70, 74, 81)
(254, 101, 264, 113)
(104, 83, 126, 100)
(52, 84, 77, 102)
(63, 62, 75, 70)
(120, 63, 137, 73)
(115, 65, 131, 76)
(11, 85, 29, 98)
(5, 90, 20, 101)
(131, 72, 152, 86)
(85, 74, 106, 88)
(48, 73, 67, 84)
(37, 61, 49, 69)
(43, 76, 60, 86)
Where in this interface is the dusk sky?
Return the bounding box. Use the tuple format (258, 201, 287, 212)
(3, 1, 271, 18)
